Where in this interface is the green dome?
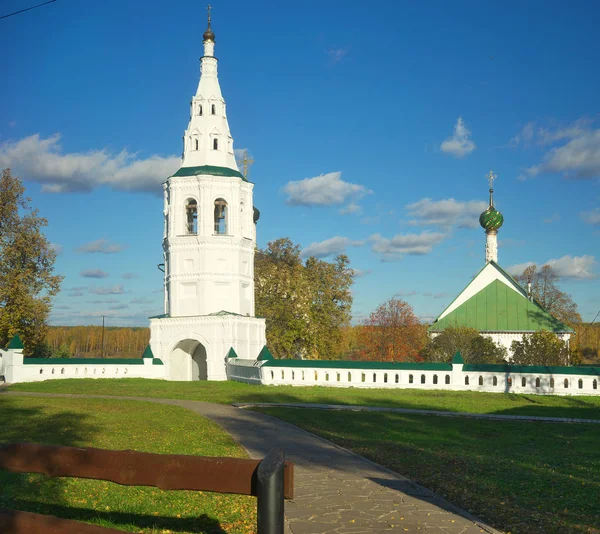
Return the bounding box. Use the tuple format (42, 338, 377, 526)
(479, 206, 504, 231)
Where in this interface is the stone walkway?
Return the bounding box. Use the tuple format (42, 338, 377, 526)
(2, 391, 501, 533)
(232, 401, 600, 424)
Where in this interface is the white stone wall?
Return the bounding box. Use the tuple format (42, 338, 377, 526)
(1, 349, 166, 384)
(226, 360, 600, 397)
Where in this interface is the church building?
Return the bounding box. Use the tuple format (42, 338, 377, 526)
(149, 10, 267, 380)
(428, 172, 573, 357)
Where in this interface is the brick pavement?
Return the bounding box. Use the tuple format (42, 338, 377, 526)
(2, 392, 502, 533)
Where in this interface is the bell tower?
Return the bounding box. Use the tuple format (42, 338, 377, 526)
(150, 8, 266, 381)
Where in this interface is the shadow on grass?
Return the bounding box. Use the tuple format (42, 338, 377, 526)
(0, 397, 226, 534)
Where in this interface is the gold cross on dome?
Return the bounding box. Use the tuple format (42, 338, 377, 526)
(207, 4, 211, 24)
(486, 169, 497, 189)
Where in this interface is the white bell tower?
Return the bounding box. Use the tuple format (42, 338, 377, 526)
(150, 7, 266, 381)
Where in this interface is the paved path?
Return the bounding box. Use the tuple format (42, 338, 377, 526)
(232, 402, 600, 424)
(2, 391, 501, 533)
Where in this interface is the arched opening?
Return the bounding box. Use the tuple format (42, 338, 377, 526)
(522, 377, 526, 387)
(535, 377, 541, 388)
(211, 104, 216, 115)
(213, 138, 219, 150)
(493, 376, 498, 386)
(465, 376, 469, 385)
(195, 139, 199, 150)
(478, 376, 483, 386)
(214, 198, 227, 234)
(186, 198, 198, 234)
(445, 374, 450, 384)
(170, 339, 208, 381)
(433, 374, 438, 385)
(421, 374, 426, 384)
(199, 104, 203, 116)
(409, 374, 414, 384)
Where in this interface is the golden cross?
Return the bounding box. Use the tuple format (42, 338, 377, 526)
(486, 169, 497, 189)
(207, 4, 211, 24)
(241, 150, 254, 179)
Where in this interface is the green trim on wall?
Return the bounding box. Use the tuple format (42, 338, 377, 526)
(463, 364, 600, 376)
(7, 334, 24, 349)
(257, 346, 275, 361)
(23, 358, 145, 365)
(152, 359, 164, 365)
(141, 345, 154, 359)
(172, 165, 247, 181)
(263, 360, 453, 371)
(451, 352, 464, 364)
(226, 347, 239, 359)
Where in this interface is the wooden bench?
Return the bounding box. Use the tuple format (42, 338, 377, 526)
(0, 442, 294, 534)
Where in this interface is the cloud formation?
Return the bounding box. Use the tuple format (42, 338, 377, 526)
(0, 134, 180, 194)
(440, 117, 476, 158)
(80, 269, 109, 279)
(507, 255, 596, 280)
(301, 236, 364, 259)
(370, 232, 446, 261)
(581, 208, 600, 226)
(406, 198, 487, 229)
(89, 284, 126, 295)
(283, 171, 372, 207)
(327, 48, 348, 65)
(77, 238, 126, 254)
(514, 119, 600, 180)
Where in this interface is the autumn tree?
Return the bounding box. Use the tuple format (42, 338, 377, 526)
(510, 330, 571, 366)
(357, 298, 426, 361)
(514, 264, 581, 326)
(420, 326, 506, 364)
(0, 169, 63, 355)
(255, 238, 354, 359)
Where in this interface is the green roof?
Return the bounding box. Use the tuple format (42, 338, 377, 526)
(430, 279, 573, 333)
(263, 359, 452, 371)
(172, 165, 247, 181)
(7, 334, 24, 349)
(226, 347, 238, 359)
(23, 358, 145, 365)
(141, 345, 154, 359)
(452, 351, 464, 364)
(463, 364, 600, 376)
(257, 346, 275, 361)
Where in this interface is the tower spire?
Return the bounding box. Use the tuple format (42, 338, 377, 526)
(479, 170, 504, 264)
(203, 4, 215, 43)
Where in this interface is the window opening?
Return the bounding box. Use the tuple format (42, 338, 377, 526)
(213, 138, 218, 150)
(433, 374, 438, 385)
(421, 374, 426, 384)
(199, 104, 203, 116)
(409, 374, 413, 384)
(535, 377, 541, 388)
(214, 198, 227, 234)
(479, 376, 483, 386)
(493, 376, 498, 386)
(195, 139, 199, 150)
(465, 376, 469, 385)
(578, 378, 583, 389)
(445, 374, 450, 384)
(211, 104, 216, 115)
(186, 199, 198, 234)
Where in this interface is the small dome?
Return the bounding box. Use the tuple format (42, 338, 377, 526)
(479, 206, 504, 231)
(203, 25, 215, 42)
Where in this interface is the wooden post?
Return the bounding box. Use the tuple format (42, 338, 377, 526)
(256, 448, 285, 534)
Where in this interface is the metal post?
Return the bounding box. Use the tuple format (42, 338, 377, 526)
(256, 448, 285, 534)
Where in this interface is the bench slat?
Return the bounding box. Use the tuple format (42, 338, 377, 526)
(0, 442, 294, 499)
(0, 508, 126, 534)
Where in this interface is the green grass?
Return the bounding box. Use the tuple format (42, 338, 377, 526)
(9, 378, 600, 420)
(0, 396, 257, 533)
(255, 406, 600, 534)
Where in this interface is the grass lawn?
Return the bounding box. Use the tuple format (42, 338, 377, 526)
(9, 378, 600, 420)
(255, 406, 600, 534)
(0, 396, 256, 533)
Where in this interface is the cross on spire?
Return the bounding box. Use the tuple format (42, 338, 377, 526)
(486, 169, 497, 190)
(207, 4, 211, 25)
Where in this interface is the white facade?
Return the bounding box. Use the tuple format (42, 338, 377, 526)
(149, 16, 266, 380)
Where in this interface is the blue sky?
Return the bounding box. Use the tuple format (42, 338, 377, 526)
(1, 0, 599, 327)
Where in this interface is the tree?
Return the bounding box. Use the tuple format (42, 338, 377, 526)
(514, 264, 581, 326)
(0, 169, 63, 355)
(357, 298, 426, 361)
(510, 330, 571, 366)
(254, 238, 354, 359)
(420, 326, 506, 364)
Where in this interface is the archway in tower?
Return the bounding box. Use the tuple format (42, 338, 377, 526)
(170, 339, 208, 381)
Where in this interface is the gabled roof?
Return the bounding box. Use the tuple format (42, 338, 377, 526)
(430, 279, 573, 333)
(7, 334, 24, 349)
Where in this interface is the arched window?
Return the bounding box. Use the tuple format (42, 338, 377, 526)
(373, 373, 376, 383)
(578, 378, 583, 389)
(395, 374, 399, 383)
(199, 104, 203, 116)
(281, 371, 285, 380)
(421, 374, 426, 384)
(479, 376, 483, 386)
(61, 368, 65, 375)
(325, 373, 329, 381)
(302, 371, 305, 380)
(384, 373, 388, 383)
(361, 373, 366, 383)
(348, 372, 352, 382)
(522, 377, 527, 387)
(409, 374, 414, 384)
(213, 138, 219, 150)
(186, 199, 198, 234)
(292, 371, 295, 380)
(535, 377, 541, 388)
(337, 373, 340, 382)
(270, 371, 274, 379)
(211, 104, 216, 115)
(445, 374, 450, 384)
(195, 139, 199, 150)
(433, 374, 438, 385)
(564, 378, 569, 388)
(314, 371, 318, 381)
(465, 376, 469, 385)
(550, 377, 555, 388)
(493, 376, 498, 386)
(214, 198, 227, 234)
(594, 379, 598, 390)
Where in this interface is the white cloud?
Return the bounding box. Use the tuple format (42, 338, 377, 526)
(510, 122, 535, 147)
(77, 238, 125, 254)
(90, 284, 126, 295)
(352, 269, 370, 278)
(339, 203, 362, 215)
(440, 117, 476, 158)
(301, 236, 364, 259)
(327, 48, 348, 65)
(0, 134, 180, 194)
(406, 198, 487, 228)
(80, 269, 109, 278)
(507, 255, 596, 280)
(283, 171, 372, 207)
(581, 208, 600, 226)
(370, 232, 446, 261)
